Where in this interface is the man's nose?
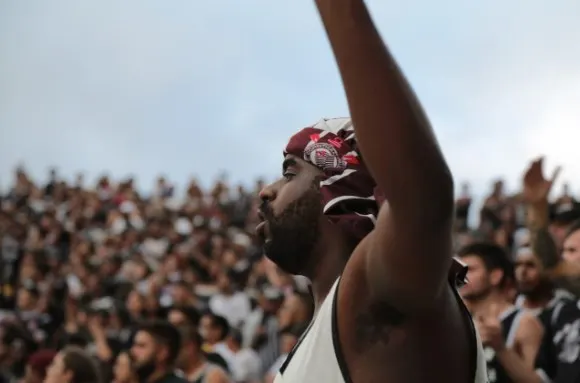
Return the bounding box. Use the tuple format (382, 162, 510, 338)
(258, 181, 278, 201)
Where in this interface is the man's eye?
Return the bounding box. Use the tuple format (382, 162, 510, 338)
(283, 172, 296, 181)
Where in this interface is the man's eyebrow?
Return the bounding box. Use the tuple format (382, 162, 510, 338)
(282, 158, 297, 173)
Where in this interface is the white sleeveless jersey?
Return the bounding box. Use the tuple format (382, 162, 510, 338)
(274, 278, 489, 383)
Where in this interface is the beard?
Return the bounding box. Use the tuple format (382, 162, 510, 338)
(261, 184, 322, 275)
(461, 284, 492, 302)
(518, 278, 551, 298)
(134, 353, 157, 382)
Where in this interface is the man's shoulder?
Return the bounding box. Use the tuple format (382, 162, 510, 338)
(554, 299, 580, 326)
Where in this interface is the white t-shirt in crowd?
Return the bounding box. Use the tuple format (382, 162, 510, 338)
(230, 348, 263, 383)
(209, 292, 251, 328)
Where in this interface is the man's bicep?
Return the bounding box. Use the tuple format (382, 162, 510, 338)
(363, 206, 454, 311)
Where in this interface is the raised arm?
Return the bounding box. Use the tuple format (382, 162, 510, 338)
(521, 159, 580, 291)
(314, 0, 454, 310)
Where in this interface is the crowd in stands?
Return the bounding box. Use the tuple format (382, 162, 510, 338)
(1, 158, 580, 382)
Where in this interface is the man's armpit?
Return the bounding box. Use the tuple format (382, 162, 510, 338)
(354, 299, 407, 351)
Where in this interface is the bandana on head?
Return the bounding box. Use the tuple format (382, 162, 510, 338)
(284, 117, 467, 285)
(284, 118, 379, 242)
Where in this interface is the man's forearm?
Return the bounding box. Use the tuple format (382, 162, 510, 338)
(532, 227, 560, 270)
(314, 0, 453, 218)
(527, 200, 550, 231)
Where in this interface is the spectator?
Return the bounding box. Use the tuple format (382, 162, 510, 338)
(562, 220, 580, 264)
(113, 351, 137, 383)
(264, 323, 307, 383)
(176, 325, 229, 383)
(226, 329, 262, 383)
(514, 246, 574, 316)
(458, 243, 543, 382)
(208, 269, 251, 328)
(200, 313, 233, 370)
(241, 286, 285, 375)
(167, 306, 201, 328)
(0, 321, 36, 382)
(22, 349, 56, 383)
(44, 346, 101, 383)
(130, 320, 187, 383)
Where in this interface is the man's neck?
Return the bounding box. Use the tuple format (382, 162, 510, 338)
(309, 224, 351, 310)
(467, 292, 512, 318)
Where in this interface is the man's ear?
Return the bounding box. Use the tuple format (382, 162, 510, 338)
(489, 268, 504, 288)
(157, 345, 169, 364)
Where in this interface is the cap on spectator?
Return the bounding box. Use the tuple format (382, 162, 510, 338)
(550, 202, 580, 224)
(28, 349, 57, 379)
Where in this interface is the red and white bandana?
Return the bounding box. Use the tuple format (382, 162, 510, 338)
(284, 118, 379, 242)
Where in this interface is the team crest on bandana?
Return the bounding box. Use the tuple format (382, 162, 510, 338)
(303, 141, 347, 170)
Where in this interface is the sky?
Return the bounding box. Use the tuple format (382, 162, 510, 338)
(1, 0, 579, 205)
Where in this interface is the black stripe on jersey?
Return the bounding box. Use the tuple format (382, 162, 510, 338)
(332, 277, 354, 383)
(331, 278, 478, 383)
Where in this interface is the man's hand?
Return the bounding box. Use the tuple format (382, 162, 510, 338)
(475, 304, 505, 352)
(522, 157, 561, 205)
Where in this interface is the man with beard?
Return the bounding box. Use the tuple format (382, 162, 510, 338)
(534, 297, 580, 383)
(130, 320, 188, 383)
(458, 243, 544, 382)
(254, 0, 487, 382)
(514, 245, 574, 317)
(176, 326, 229, 383)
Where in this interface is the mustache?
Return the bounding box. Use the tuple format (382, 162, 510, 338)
(259, 200, 275, 221)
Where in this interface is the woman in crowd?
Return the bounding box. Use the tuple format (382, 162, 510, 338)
(44, 346, 101, 383)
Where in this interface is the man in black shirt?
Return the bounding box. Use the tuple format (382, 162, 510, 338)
(535, 299, 580, 383)
(514, 245, 575, 317)
(459, 243, 543, 382)
(130, 320, 188, 383)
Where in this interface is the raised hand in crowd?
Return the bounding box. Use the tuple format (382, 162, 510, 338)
(520, 158, 580, 291)
(522, 157, 561, 227)
(87, 313, 113, 362)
